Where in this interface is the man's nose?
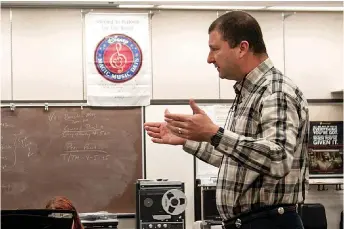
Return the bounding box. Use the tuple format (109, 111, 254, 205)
(207, 54, 214, 64)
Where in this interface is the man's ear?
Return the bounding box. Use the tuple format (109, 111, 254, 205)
(238, 40, 249, 58)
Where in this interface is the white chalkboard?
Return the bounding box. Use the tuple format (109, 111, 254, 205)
(195, 104, 233, 179)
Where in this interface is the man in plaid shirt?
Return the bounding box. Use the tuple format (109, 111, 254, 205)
(145, 11, 309, 229)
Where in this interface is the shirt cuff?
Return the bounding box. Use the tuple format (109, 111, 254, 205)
(182, 140, 200, 155)
(215, 129, 240, 153)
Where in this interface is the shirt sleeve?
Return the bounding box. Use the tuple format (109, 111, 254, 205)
(215, 92, 300, 179)
(183, 140, 223, 168)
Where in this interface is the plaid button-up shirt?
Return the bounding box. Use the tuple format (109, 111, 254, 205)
(183, 58, 309, 221)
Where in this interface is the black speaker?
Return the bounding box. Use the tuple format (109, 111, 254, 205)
(201, 186, 221, 223)
(340, 211, 343, 229)
(298, 203, 327, 229)
(1, 209, 74, 229)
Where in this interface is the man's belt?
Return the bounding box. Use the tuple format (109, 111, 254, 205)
(222, 204, 297, 229)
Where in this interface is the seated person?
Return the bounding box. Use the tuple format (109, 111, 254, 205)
(45, 196, 84, 229)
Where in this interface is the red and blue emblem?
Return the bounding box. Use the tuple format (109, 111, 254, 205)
(94, 34, 142, 83)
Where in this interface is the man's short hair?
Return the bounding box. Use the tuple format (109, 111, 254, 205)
(208, 11, 267, 54)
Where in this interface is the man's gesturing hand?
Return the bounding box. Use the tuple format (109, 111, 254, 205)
(144, 109, 186, 145)
(164, 99, 219, 142)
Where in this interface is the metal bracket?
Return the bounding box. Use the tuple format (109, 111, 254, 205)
(282, 12, 296, 20)
(81, 9, 93, 15)
(44, 103, 49, 111)
(336, 184, 343, 191)
(10, 103, 15, 111)
(217, 10, 227, 18)
(149, 10, 160, 18)
(317, 184, 328, 191)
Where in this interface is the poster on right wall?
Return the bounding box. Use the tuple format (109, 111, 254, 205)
(308, 121, 343, 178)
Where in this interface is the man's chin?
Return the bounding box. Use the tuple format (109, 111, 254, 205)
(219, 74, 225, 79)
(219, 73, 237, 81)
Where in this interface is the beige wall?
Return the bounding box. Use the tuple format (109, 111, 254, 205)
(1, 8, 343, 101)
(309, 103, 343, 121)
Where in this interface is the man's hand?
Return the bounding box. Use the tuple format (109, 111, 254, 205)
(164, 99, 219, 142)
(144, 109, 186, 145)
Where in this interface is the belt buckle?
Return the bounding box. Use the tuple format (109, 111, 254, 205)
(234, 219, 241, 228)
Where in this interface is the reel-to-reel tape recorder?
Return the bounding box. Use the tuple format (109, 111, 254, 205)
(136, 179, 187, 229)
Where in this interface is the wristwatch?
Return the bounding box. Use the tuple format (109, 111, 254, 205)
(210, 127, 224, 147)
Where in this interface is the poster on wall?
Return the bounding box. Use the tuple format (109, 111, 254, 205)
(85, 13, 151, 106)
(308, 121, 343, 178)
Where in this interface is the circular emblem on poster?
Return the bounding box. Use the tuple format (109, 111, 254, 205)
(94, 34, 142, 83)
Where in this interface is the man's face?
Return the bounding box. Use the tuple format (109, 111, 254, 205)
(322, 152, 330, 161)
(207, 29, 246, 81)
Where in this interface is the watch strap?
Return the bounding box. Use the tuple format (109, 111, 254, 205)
(210, 127, 224, 147)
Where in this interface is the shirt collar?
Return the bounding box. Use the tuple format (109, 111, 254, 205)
(233, 57, 274, 96)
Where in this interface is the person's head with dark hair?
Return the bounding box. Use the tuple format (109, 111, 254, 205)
(207, 10, 268, 81)
(45, 196, 84, 229)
